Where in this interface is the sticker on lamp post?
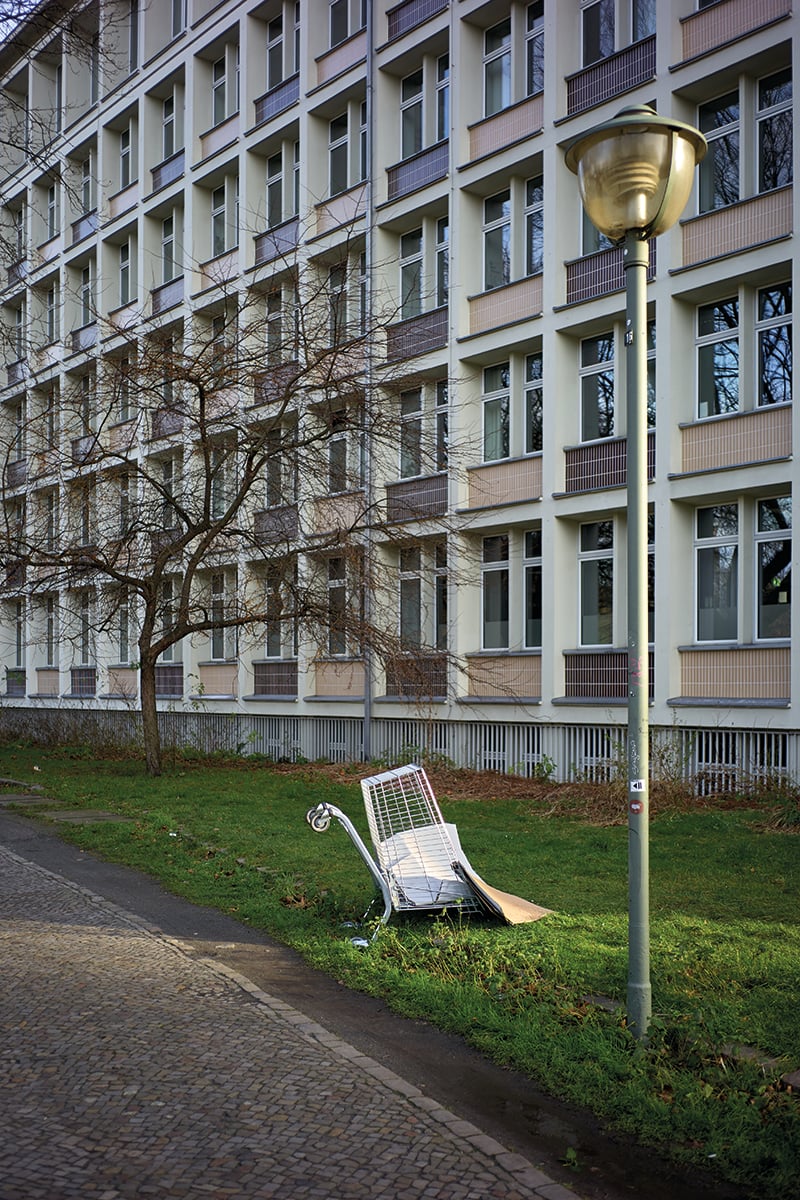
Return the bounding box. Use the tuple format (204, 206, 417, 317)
(629, 779, 645, 813)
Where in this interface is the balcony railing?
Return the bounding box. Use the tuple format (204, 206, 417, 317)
(467, 456, 542, 509)
(253, 660, 298, 696)
(151, 407, 183, 439)
(254, 362, 301, 405)
(151, 276, 184, 315)
(679, 646, 790, 700)
(70, 666, 97, 697)
(71, 433, 99, 465)
(316, 29, 367, 87)
(466, 654, 541, 699)
(6, 359, 26, 388)
(565, 433, 655, 493)
(71, 323, 97, 354)
(254, 74, 299, 126)
(5, 459, 27, 489)
(155, 663, 183, 697)
(254, 504, 299, 544)
(468, 275, 542, 336)
(468, 94, 543, 162)
(387, 0, 447, 39)
(386, 473, 447, 522)
(566, 241, 655, 305)
(566, 36, 656, 116)
(7, 259, 27, 286)
(680, 0, 790, 62)
(564, 650, 654, 700)
(71, 210, 98, 244)
(254, 216, 299, 267)
(151, 149, 185, 193)
(680, 406, 791, 474)
(6, 668, 26, 697)
(385, 653, 447, 700)
(385, 306, 447, 362)
(681, 187, 792, 268)
(387, 140, 448, 201)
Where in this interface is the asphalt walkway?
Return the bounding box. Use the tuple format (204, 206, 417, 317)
(0, 836, 580, 1200)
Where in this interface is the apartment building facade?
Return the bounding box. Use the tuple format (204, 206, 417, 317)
(0, 0, 796, 781)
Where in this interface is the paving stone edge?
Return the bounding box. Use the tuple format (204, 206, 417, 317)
(1, 844, 584, 1200)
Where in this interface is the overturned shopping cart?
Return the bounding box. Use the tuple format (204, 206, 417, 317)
(306, 763, 551, 942)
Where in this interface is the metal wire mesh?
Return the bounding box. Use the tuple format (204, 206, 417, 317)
(360, 765, 482, 912)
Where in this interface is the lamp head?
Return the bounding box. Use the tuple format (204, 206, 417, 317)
(564, 105, 707, 242)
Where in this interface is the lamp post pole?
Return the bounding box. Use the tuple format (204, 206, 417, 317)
(623, 230, 651, 1037)
(564, 105, 706, 1040)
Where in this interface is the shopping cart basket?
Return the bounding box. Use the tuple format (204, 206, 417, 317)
(306, 763, 551, 942)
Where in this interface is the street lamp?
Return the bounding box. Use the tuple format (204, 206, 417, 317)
(565, 105, 706, 1039)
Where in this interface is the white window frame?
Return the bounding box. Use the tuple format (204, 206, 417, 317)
(482, 362, 511, 463)
(755, 496, 792, 641)
(580, 332, 615, 441)
(579, 519, 615, 647)
(481, 534, 510, 651)
(695, 504, 739, 643)
(696, 297, 740, 419)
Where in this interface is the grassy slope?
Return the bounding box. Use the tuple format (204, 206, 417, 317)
(1, 744, 797, 1197)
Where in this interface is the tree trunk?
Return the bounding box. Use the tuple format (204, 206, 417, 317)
(139, 656, 163, 776)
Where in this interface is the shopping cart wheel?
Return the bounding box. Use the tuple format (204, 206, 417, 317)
(306, 806, 331, 833)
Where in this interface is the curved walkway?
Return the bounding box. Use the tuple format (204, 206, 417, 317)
(0, 842, 579, 1200)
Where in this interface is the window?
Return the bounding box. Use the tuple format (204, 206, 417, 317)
(436, 56, 449, 141)
(582, 0, 614, 66)
(329, 0, 348, 47)
(758, 283, 792, 407)
(81, 155, 94, 214)
(756, 497, 791, 640)
(47, 184, 59, 240)
(526, 2, 544, 95)
(120, 126, 132, 190)
(398, 382, 448, 479)
(579, 520, 614, 645)
(162, 94, 176, 160)
(696, 504, 738, 642)
(329, 111, 349, 196)
(117, 359, 132, 423)
(359, 101, 368, 183)
(482, 178, 543, 290)
(79, 592, 93, 664)
(401, 69, 423, 160)
(525, 352, 543, 454)
(267, 15, 284, 91)
(212, 58, 227, 126)
(328, 409, 348, 493)
(117, 589, 131, 664)
(399, 228, 422, 319)
(211, 573, 226, 660)
(758, 69, 792, 193)
(697, 69, 792, 214)
(159, 578, 176, 661)
(483, 363, 510, 462)
(45, 596, 57, 666)
(129, 0, 139, 72)
(13, 204, 25, 260)
(646, 320, 656, 429)
(399, 541, 448, 651)
(482, 535, 509, 650)
(329, 264, 348, 342)
(14, 303, 25, 360)
(266, 289, 283, 362)
(211, 186, 226, 256)
(698, 91, 740, 212)
(46, 284, 59, 343)
(171, 0, 186, 38)
(632, 0, 655, 40)
(484, 19, 511, 117)
(327, 556, 347, 655)
(697, 298, 739, 418)
(580, 332, 615, 440)
(80, 264, 93, 327)
(484, 190, 510, 291)
(436, 218, 449, 308)
(524, 528, 542, 648)
(119, 242, 131, 306)
(267, 152, 283, 228)
(525, 175, 543, 276)
(162, 213, 177, 282)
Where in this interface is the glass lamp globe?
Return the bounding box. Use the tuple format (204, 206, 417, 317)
(565, 105, 707, 243)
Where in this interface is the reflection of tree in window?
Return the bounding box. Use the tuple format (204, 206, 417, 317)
(580, 333, 614, 440)
(696, 505, 738, 642)
(697, 299, 739, 417)
(757, 497, 791, 639)
(483, 363, 510, 462)
(482, 535, 509, 650)
(525, 352, 543, 453)
(579, 520, 613, 645)
(698, 91, 740, 212)
(758, 69, 793, 194)
(524, 529, 542, 648)
(758, 283, 792, 407)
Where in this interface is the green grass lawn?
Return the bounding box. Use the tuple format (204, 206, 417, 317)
(2, 743, 798, 1198)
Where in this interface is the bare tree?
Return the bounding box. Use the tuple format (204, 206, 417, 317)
(0, 231, 464, 775)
